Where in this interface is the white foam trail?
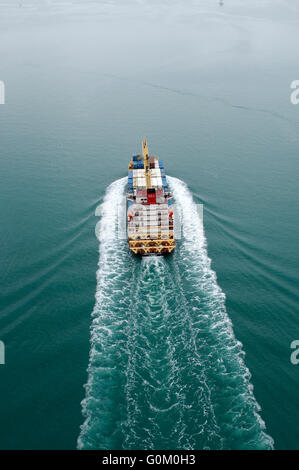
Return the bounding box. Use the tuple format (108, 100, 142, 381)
(78, 176, 274, 450)
(77, 177, 131, 450)
(168, 176, 274, 450)
(120, 255, 223, 450)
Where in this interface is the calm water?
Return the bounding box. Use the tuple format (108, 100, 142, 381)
(0, 0, 298, 449)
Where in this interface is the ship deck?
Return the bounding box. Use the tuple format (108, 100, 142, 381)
(127, 203, 175, 255)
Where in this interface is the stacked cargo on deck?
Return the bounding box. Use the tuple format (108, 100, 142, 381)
(128, 169, 133, 193)
(132, 154, 144, 169)
(150, 168, 162, 189)
(127, 204, 170, 240)
(149, 156, 155, 169)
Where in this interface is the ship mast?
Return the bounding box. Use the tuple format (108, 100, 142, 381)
(142, 138, 152, 189)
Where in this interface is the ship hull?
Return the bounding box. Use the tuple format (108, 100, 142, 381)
(127, 141, 175, 256)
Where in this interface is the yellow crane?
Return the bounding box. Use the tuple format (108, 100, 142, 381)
(142, 137, 152, 189)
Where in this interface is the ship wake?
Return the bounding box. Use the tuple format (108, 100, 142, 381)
(78, 177, 274, 450)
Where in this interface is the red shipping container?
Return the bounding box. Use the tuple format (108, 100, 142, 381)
(147, 189, 156, 204)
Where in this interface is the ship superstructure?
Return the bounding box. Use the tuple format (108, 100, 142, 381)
(126, 139, 175, 256)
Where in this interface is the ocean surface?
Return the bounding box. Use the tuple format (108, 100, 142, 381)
(0, 0, 298, 450)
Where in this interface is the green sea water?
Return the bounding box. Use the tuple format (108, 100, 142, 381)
(0, 0, 298, 449)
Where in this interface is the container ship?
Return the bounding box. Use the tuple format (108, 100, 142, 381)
(127, 139, 175, 256)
